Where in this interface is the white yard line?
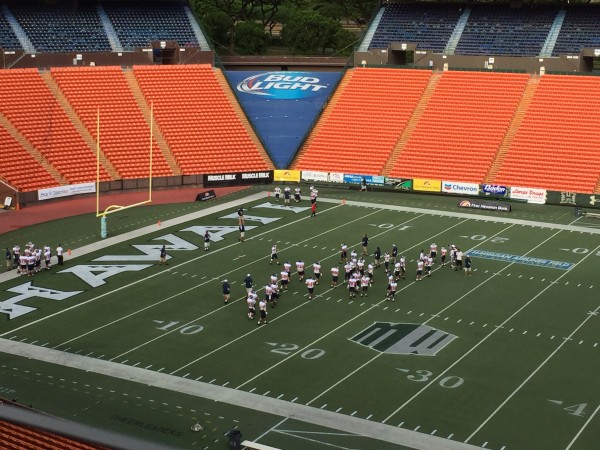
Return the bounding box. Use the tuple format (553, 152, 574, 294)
(565, 403, 600, 450)
(382, 239, 600, 426)
(465, 303, 600, 443)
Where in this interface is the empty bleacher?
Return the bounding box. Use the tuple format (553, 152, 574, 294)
(0, 125, 58, 192)
(553, 6, 600, 55)
(491, 74, 600, 193)
(132, 64, 271, 174)
(388, 71, 529, 182)
(0, 68, 110, 187)
(51, 66, 173, 179)
(0, 10, 21, 51)
(0, 419, 107, 450)
(9, 5, 111, 53)
(455, 5, 558, 56)
(294, 68, 432, 175)
(369, 3, 462, 52)
(104, 2, 199, 50)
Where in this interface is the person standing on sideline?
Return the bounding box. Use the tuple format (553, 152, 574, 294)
(456, 248, 463, 271)
(305, 276, 316, 300)
(361, 234, 369, 256)
(310, 201, 317, 217)
(257, 298, 268, 325)
(56, 244, 64, 266)
(204, 230, 210, 251)
(274, 186, 281, 202)
(284, 187, 291, 206)
(222, 279, 231, 304)
(44, 246, 51, 270)
(159, 245, 167, 265)
(5, 248, 11, 271)
(464, 254, 472, 277)
(244, 274, 253, 294)
(360, 177, 367, 192)
(391, 244, 398, 264)
(12, 244, 20, 270)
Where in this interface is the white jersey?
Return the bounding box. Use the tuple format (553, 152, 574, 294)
(247, 296, 257, 309)
(367, 263, 374, 274)
(400, 256, 406, 268)
(313, 263, 321, 274)
(331, 267, 340, 277)
(430, 243, 438, 253)
(284, 262, 292, 273)
(259, 300, 267, 311)
(361, 275, 371, 287)
(394, 262, 401, 272)
(417, 261, 424, 271)
(357, 260, 365, 271)
(271, 245, 277, 255)
(426, 256, 433, 267)
(265, 285, 273, 295)
(350, 250, 357, 260)
(296, 261, 305, 272)
(305, 278, 316, 289)
(274, 187, 281, 196)
(270, 274, 278, 284)
(280, 271, 289, 281)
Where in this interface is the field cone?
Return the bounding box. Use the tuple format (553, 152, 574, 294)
(342, 199, 346, 205)
(67, 249, 71, 256)
(267, 191, 271, 197)
(158, 220, 161, 227)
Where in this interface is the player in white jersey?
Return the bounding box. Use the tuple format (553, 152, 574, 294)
(394, 261, 401, 281)
(312, 261, 321, 284)
(294, 187, 301, 202)
(283, 261, 292, 279)
(270, 244, 279, 265)
(12, 244, 20, 271)
(340, 243, 348, 264)
(387, 280, 397, 301)
(399, 256, 406, 279)
(296, 260, 305, 281)
(257, 299, 268, 325)
(265, 284, 273, 305)
(430, 243, 438, 261)
(344, 262, 353, 283)
(357, 258, 365, 275)
(367, 262, 374, 283)
(270, 273, 278, 287)
(280, 270, 290, 290)
(331, 266, 340, 287)
(350, 249, 357, 261)
(204, 231, 211, 251)
(416, 260, 424, 281)
(44, 246, 51, 270)
(456, 249, 463, 271)
(247, 291, 257, 319)
(383, 252, 391, 273)
(270, 282, 279, 305)
(305, 276, 316, 300)
(274, 186, 281, 201)
(440, 246, 448, 266)
(35, 248, 42, 273)
(347, 276, 358, 299)
(350, 257, 357, 271)
(360, 274, 371, 297)
(419, 250, 426, 262)
(425, 256, 433, 277)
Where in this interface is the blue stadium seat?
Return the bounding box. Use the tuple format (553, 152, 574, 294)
(0, 12, 21, 50)
(553, 6, 600, 55)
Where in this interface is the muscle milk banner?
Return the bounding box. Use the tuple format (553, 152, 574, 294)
(225, 71, 342, 168)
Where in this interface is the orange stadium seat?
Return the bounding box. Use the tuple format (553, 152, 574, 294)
(492, 74, 600, 192)
(389, 71, 530, 182)
(132, 64, 270, 174)
(51, 66, 173, 179)
(0, 68, 110, 188)
(294, 67, 432, 175)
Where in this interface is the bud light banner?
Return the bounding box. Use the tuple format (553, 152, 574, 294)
(225, 71, 342, 168)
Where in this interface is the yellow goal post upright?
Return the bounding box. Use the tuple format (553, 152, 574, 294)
(95, 104, 154, 237)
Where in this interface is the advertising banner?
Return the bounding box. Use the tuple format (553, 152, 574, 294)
(225, 71, 342, 168)
(301, 171, 329, 183)
(481, 184, 508, 197)
(510, 187, 547, 204)
(195, 190, 217, 202)
(442, 181, 479, 195)
(328, 172, 344, 183)
(546, 191, 600, 208)
(458, 199, 511, 212)
(38, 182, 96, 201)
(203, 171, 273, 187)
(343, 174, 385, 186)
(274, 170, 301, 183)
(413, 179, 441, 192)
(385, 178, 413, 190)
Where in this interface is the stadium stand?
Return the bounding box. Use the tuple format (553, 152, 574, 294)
(491, 74, 600, 193)
(369, 3, 463, 52)
(388, 71, 529, 182)
(8, 5, 111, 53)
(104, 2, 199, 50)
(294, 68, 432, 175)
(132, 64, 272, 174)
(553, 6, 600, 55)
(0, 68, 110, 188)
(0, 125, 58, 192)
(51, 66, 174, 179)
(0, 9, 21, 51)
(455, 5, 558, 56)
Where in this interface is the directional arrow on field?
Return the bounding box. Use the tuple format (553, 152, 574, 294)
(559, 248, 570, 252)
(265, 342, 278, 347)
(153, 320, 164, 325)
(547, 399, 563, 405)
(395, 368, 410, 373)
(368, 224, 378, 227)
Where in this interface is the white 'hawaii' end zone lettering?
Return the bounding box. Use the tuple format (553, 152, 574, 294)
(58, 265, 152, 288)
(94, 234, 198, 262)
(253, 202, 310, 214)
(181, 225, 257, 242)
(0, 282, 82, 319)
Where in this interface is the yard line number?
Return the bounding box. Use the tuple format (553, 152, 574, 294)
(154, 320, 204, 335)
(266, 342, 325, 360)
(396, 368, 464, 389)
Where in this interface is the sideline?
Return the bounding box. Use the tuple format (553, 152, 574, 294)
(0, 338, 483, 450)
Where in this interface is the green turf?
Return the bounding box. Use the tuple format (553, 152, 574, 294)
(1, 186, 599, 450)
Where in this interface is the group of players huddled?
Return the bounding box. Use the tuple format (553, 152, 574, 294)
(5, 242, 65, 276)
(222, 235, 473, 326)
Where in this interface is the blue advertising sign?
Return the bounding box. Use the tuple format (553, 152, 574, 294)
(225, 71, 342, 168)
(343, 174, 386, 186)
(482, 184, 508, 196)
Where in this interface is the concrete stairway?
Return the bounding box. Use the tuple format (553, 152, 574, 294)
(444, 7, 471, 55)
(539, 9, 566, 58)
(1, 4, 35, 53)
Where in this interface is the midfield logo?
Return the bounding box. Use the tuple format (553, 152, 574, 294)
(350, 322, 456, 356)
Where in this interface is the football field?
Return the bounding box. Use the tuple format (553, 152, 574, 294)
(0, 186, 599, 450)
